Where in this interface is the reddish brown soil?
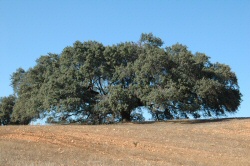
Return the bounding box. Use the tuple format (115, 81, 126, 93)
(0, 118, 250, 166)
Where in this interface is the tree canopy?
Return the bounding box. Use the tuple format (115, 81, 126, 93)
(1, 33, 242, 125)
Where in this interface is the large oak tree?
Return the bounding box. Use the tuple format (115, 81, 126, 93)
(4, 33, 241, 124)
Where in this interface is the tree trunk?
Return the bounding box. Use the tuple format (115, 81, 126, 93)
(121, 111, 131, 122)
(164, 108, 174, 119)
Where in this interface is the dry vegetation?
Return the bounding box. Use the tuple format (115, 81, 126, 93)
(0, 118, 250, 166)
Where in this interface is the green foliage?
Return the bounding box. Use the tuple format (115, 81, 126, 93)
(140, 32, 164, 47)
(2, 33, 242, 124)
(0, 95, 16, 125)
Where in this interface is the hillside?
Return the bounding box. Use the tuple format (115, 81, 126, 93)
(0, 118, 250, 166)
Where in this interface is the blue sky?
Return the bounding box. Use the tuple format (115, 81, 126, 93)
(1, 0, 249, 117)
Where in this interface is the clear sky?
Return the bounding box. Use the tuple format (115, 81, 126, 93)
(1, 0, 249, 117)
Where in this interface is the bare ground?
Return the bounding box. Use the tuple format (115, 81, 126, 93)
(0, 118, 250, 166)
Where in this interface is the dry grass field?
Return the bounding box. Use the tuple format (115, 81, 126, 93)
(0, 118, 250, 166)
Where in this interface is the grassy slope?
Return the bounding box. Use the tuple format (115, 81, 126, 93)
(0, 118, 250, 166)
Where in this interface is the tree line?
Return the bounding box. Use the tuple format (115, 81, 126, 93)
(0, 33, 242, 125)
